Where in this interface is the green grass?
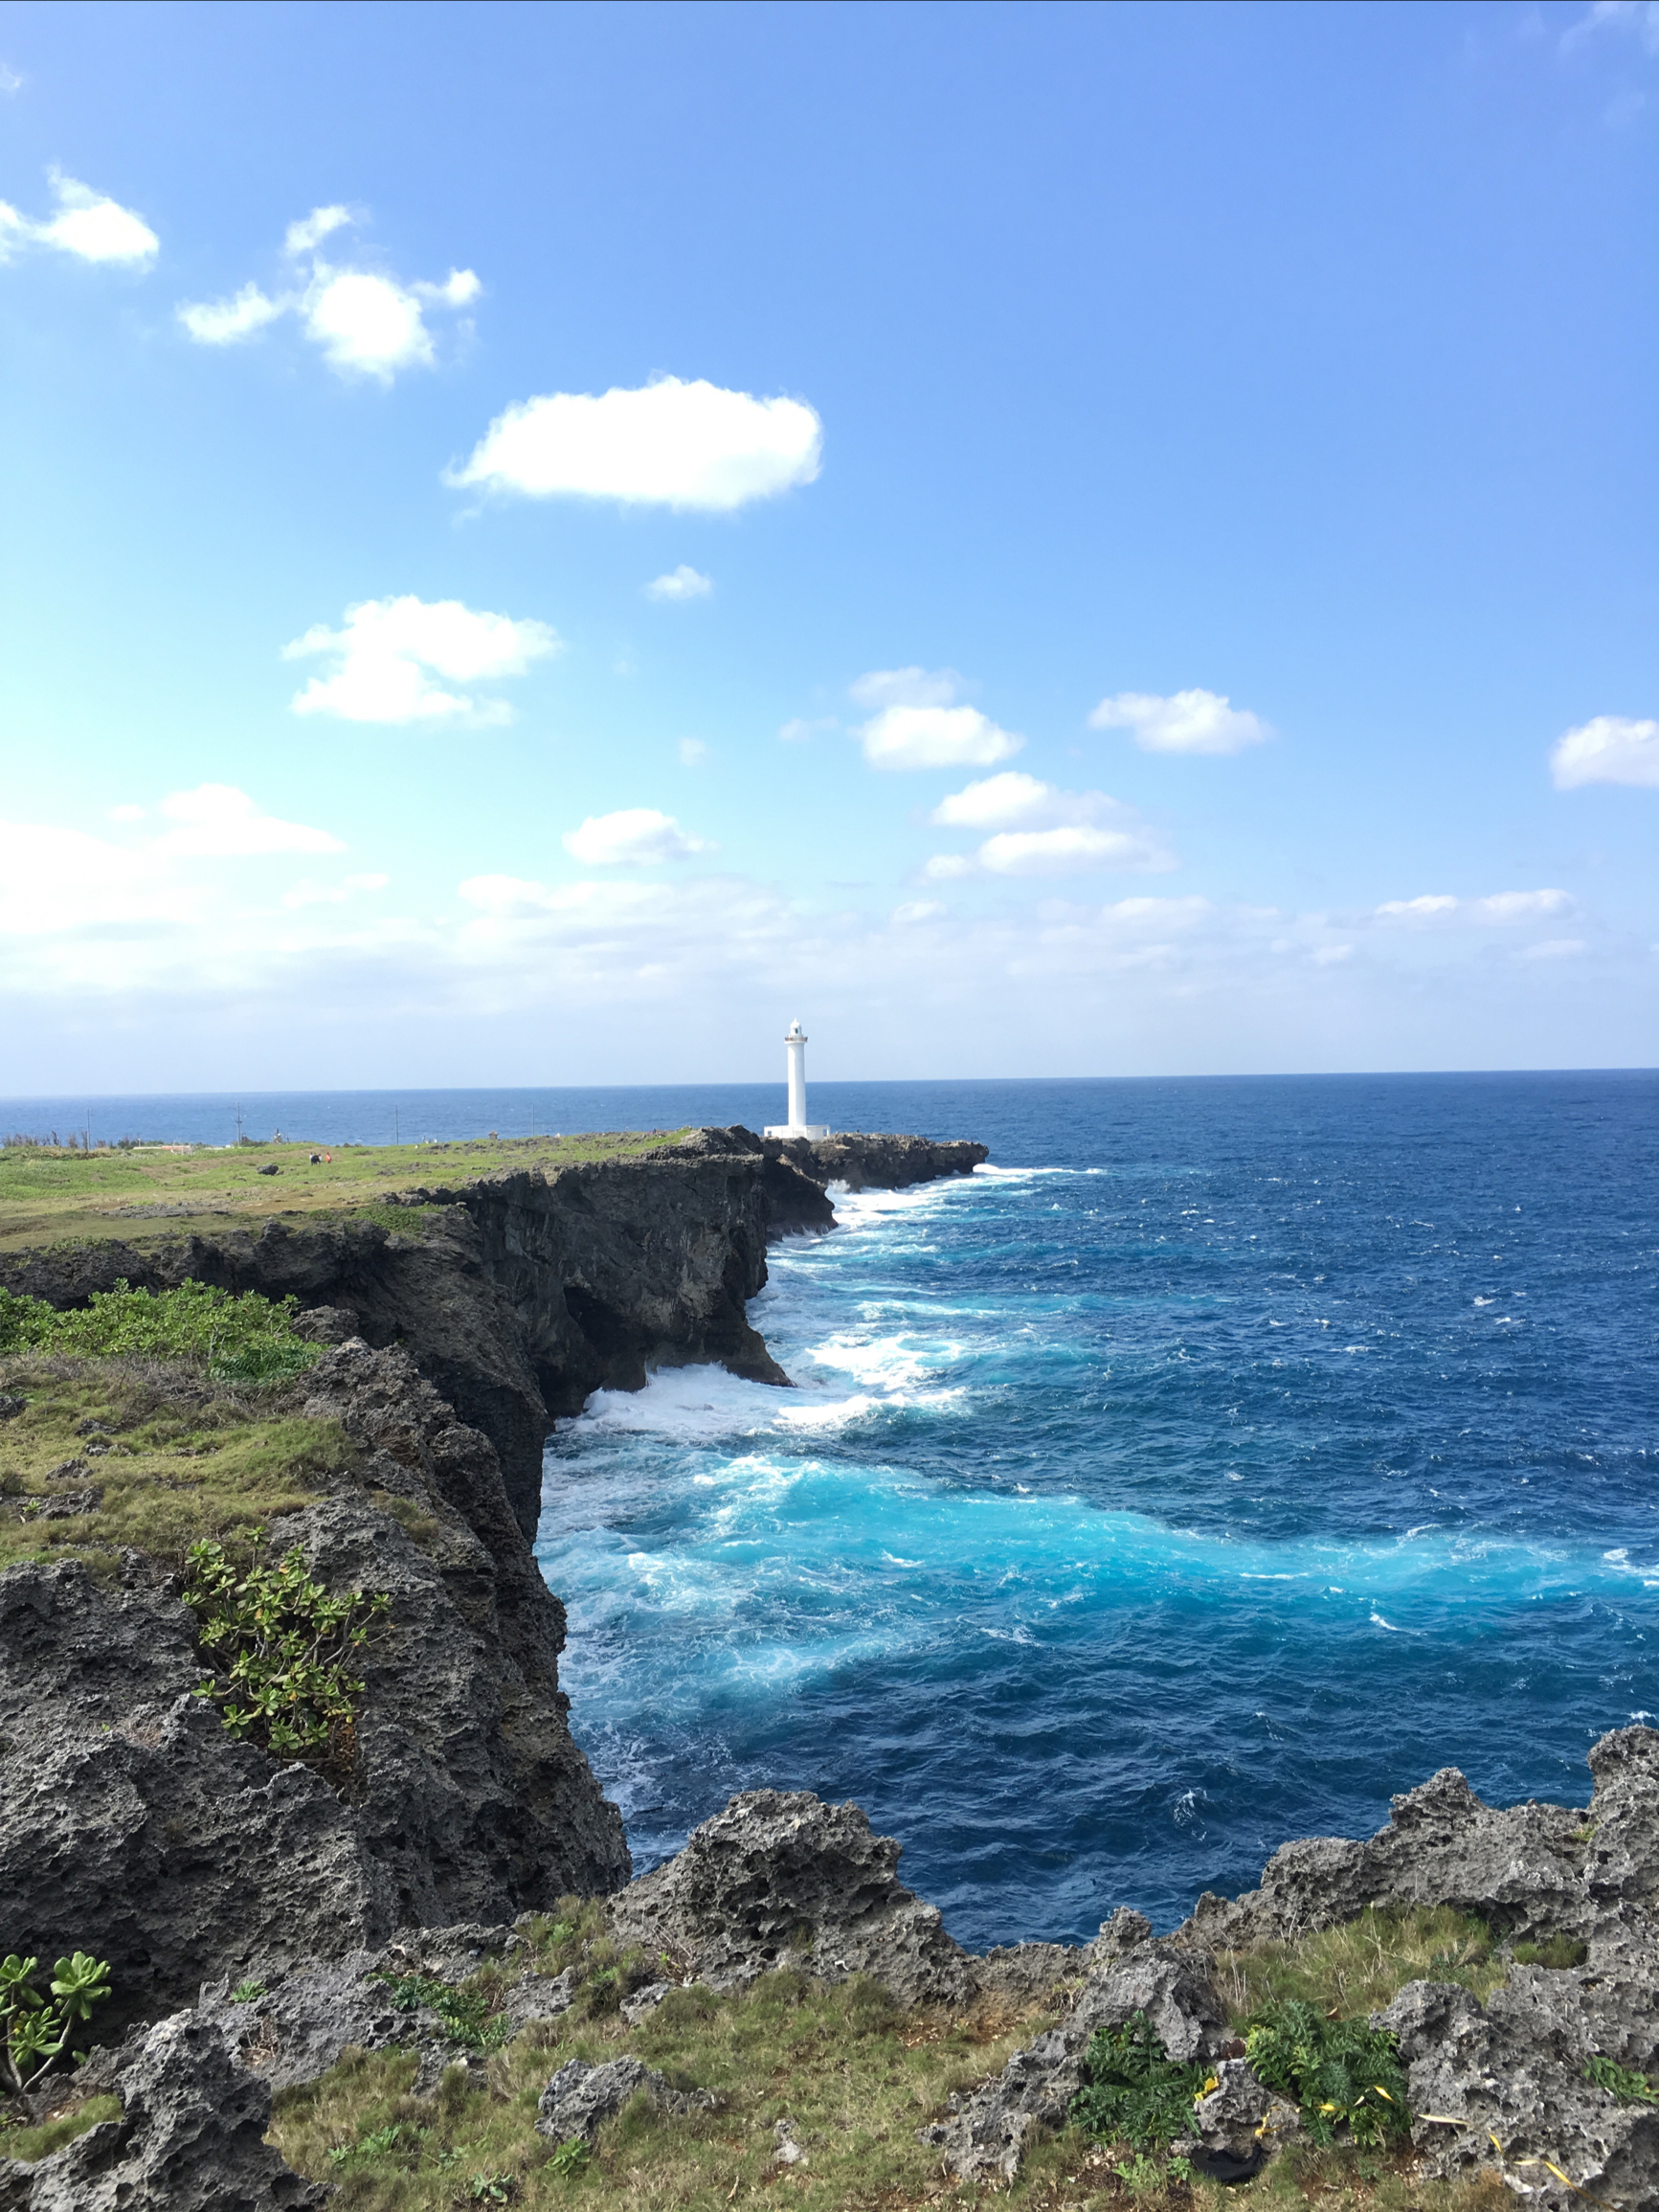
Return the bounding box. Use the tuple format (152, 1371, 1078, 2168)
(1212, 1907, 1505, 2025)
(0, 2094, 122, 2160)
(0, 1279, 318, 1376)
(266, 1906, 1516, 2212)
(0, 1130, 695, 1255)
(0, 1354, 358, 1577)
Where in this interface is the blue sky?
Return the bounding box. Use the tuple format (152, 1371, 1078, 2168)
(1, 0, 1654, 1090)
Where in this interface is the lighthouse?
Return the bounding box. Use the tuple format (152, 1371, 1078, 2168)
(763, 1019, 830, 1139)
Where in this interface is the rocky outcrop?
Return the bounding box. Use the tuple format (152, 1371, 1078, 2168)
(0, 1343, 628, 2040)
(0, 1127, 987, 1540)
(0, 2011, 323, 2211)
(537, 2057, 713, 2143)
(607, 1789, 979, 2008)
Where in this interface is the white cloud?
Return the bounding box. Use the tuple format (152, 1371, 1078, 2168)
(153, 785, 346, 858)
(177, 282, 287, 344)
(0, 61, 21, 94)
(1088, 688, 1272, 755)
(977, 824, 1175, 876)
(921, 853, 977, 881)
(450, 376, 822, 509)
(848, 666, 961, 711)
(925, 773, 1176, 873)
(283, 596, 560, 727)
(1376, 894, 1460, 920)
(1519, 937, 1588, 960)
(1550, 714, 1659, 788)
(0, 169, 158, 267)
(284, 206, 352, 256)
(1477, 889, 1575, 922)
(863, 705, 1023, 772)
(647, 566, 713, 602)
(1561, 1, 1659, 54)
(1375, 890, 1575, 926)
(177, 206, 480, 381)
(678, 738, 708, 767)
(561, 809, 712, 866)
(892, 900, 945, 924)
(778, 716, 837, 744)
(1313, 944, 1355, 964)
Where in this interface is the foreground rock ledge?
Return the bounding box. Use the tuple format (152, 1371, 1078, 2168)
(6, 1737, 1658, 2209)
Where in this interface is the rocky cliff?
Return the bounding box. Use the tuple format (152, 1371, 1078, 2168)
(0, 1127, 985, 1542)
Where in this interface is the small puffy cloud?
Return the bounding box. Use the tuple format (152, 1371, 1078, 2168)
(647, 566, 713, 602)
(1376, 894, 1460, 920)
(921, 853, 977, 881)
(0, 61, 21, 94)
(778, 715, 837, 744)
(1088, 688, 1272, 755)
(677, 738, 708, 767)
(926, 774, 1176, 874)
(1520, 937, 1588, 960)
(177, 206, 479, 381)
(1550, 715, 1659, 788)
(863, 705, 1023, 771)
(451, 375, 822, 510)
(153, 784, 345, 859)
(0, 169, 158, 267)
(1477, 889, 1574, 922)
(562, 808, 711, 866)
(892, 900, 945, 924)
(1313, 944, 1354, 965)
(284, 596, 559, 727)
(848, 666, 961, 711)
(930, 772, 1068, 830)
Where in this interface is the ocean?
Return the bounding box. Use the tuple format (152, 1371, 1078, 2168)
(9, 1072, 1657, 1948)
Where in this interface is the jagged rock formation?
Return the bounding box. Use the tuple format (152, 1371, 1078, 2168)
(0, 1127, 986, 1540)
(0, 1343, 629, 2041)
(607, 1789, 981, 2008)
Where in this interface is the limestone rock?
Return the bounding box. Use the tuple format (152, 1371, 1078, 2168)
(608, 1789, 978, 2006)
(0, 2012, 321, 2211)
(535, 2056, 712, 2143)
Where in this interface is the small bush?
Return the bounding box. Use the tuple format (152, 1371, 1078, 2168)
(185, 1532, 390, 1761)
(0, 1280, 317, 1378)
(1585, 2055, 1658, 2105)
(1245, 1998, 1410, 2148)
(370, 1972, 510, 2053)
(0, 1952, 112, 2094)
(1071, 2011, 1212, 2150)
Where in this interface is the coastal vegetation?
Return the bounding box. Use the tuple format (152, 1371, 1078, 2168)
(264, 1904, 1528, 2212)
(0, 1348, 358, 1577)
(0, 1128, 691, 1254)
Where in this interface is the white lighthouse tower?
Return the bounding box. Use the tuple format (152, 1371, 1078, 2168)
(764, 1019, 830, 1139)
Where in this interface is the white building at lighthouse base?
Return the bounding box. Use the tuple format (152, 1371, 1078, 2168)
(763, 1017, 830, 1140)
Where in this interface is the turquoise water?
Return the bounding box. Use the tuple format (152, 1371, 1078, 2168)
(532, 1072, 1659, 1947)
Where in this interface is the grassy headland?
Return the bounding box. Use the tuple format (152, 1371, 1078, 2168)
(0, 1130, 691, 1256)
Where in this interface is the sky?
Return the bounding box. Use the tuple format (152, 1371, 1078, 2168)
(1, 0, 1655, 1092)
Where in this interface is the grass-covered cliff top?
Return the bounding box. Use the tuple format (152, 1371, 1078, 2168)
(0, 1129, 691, 1255)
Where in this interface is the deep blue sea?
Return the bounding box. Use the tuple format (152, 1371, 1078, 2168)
(8, 1073, 1657, 1948)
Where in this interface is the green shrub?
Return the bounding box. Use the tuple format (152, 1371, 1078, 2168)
(370, 1972, 510, 2053)
(1584, 2055, 1658, 2105)
(0, 1279, 317, 1378)
(0, 1952, 112, 2094)
(1071, 2011, 1212, 2150)
(185, 1532, 390, 1760)
(1244, 1998, 1410, 2148)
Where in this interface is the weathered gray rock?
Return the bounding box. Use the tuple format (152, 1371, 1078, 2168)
(920, 1917, 1230, 2185)
(1381, 1933, 1659, 2212)
(0, 2012, 322, 2210)
(0, 1346, 627, 2039)
(1174, 2059, 1301, 2180)
(608, 1789, 978, 2006)
(535, 2056, 713, 2143)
